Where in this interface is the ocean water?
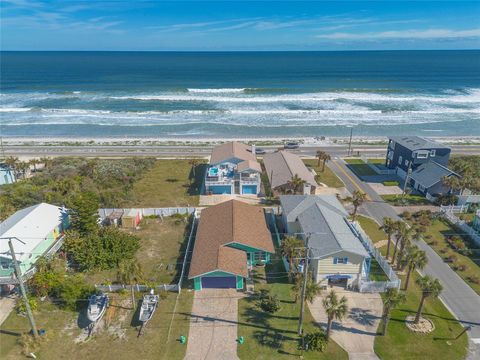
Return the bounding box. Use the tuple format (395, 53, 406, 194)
(1, 51, 479, 138)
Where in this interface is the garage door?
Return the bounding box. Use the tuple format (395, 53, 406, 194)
(201, 276, 236, 289)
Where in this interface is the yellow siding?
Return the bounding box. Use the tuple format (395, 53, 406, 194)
(316, 251, 363, 276)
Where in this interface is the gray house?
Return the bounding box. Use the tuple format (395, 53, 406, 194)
(385, 136, 451, 178)
(409, 161, 460, 199)
(280, 195, 370, 289)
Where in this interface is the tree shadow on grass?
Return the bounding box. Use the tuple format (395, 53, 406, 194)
(188, 163, 207, 196)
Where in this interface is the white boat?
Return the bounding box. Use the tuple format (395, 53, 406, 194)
(87, 293, 109, 322)
(139, 290, 159, 323)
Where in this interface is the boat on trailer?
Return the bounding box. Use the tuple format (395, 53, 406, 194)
(87, 293, 109, 323)
(139, 290, 159, 323)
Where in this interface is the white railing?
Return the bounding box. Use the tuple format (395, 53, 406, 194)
(440, 205, 468, 213)
(439, 210, 480, 247)
(95, 284, 179, 292)
(349, 220, 401, 292)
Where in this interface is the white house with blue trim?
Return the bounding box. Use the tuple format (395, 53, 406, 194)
(204, 142, 262, 195)
(280, 195, 371, 290)
(0, 164, 16, 185)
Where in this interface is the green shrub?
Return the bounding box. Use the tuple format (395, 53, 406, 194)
(53, 274, 94, 311)
(258, 294, 280, 313)
(382, 181, 399, 186)
(15, 297, 38, 314)
(304, 330, 328, 352)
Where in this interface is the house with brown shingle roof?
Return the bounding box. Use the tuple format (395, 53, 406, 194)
(188, 200, 274, 290)
(204, 142, 262, 196)
(263, 150, 317, 195)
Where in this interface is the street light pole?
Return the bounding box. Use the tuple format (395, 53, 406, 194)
(298, 234, 310, 336)
(4, 237, 39, 338)
(347, 127, 353, 157)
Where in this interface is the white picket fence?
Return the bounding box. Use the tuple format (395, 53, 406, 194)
(98, 207, 196, 220)
(440, 205, 469, 213)
(440, 210, 480, 247)
(349, 221, 401, 293)
(95, 284, 179, 292)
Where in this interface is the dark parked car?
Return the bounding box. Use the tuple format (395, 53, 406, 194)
(284, 142, 300, 149)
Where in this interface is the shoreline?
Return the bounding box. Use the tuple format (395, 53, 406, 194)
(2, 135, 480, 147)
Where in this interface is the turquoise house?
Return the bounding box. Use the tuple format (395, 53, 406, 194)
(188, 200, 274, 290)
(0, 203, 69, 284)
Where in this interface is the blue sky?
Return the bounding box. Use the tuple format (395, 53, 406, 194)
(1, 1, 479, 50)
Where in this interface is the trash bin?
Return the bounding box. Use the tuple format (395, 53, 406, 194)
(238, 336, 244, 345)
(180, 335, 186, 344)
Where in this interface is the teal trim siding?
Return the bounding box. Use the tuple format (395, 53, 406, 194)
(194, 277, 202, 290)
(228, 242, 272, 266)
(236, 276, 244, 290)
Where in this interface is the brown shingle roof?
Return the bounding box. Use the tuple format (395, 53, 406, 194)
(263, 151, 317, 190)
(237, 160, 262, 173)
(188, 200, 274, 278)
(210, 141, 257, 165)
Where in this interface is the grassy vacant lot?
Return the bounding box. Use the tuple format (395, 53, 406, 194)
(303, 159, 344, 188)
(237, 257, 347, 360)
(121, 160, 206, 207)
(381, 194, 432, 206)
(414, 218, 480, 295)
(0, 290, 194, 360)
(344, 158, 377, 177)
(86, 217, 191, 285)
(375, 272, 468, 360)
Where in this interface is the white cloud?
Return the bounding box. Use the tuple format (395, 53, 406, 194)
(316, 28, 480, 40)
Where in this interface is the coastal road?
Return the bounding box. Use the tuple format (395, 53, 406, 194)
(3, 143, 480, 158)
(328, 158, 480, 356)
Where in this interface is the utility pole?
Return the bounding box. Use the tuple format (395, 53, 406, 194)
(4, 237, 39, 339)
(347, 127, 353, 157)
(298, 234, 310, 336)
(402, 162, 413, 198)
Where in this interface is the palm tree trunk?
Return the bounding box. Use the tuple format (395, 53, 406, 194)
(381, 310, 389, 335)
(392, 235, 400, 264)
(415, 294, 426, 324)
(386, 235, 391, 260)
(404, 265, 413, 290)
(396, 239, 406, 270)
(326, 317, 332, 341)
(317, 157, 321, 167)
(322, 159, 326, 172)
(352, 206, 358, 221)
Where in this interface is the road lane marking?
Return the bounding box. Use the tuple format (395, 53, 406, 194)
(332, 160, 372, 201)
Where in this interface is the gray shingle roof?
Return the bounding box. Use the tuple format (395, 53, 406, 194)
(280, 195, 369, 259)
(389, 136, 450, 151)
(410, 161, 459, 189)
(263, 151, 317, 189)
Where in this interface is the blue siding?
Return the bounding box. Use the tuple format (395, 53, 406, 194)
(242, 185, 257, 194)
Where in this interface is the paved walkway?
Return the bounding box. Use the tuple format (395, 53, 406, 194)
(0, 295, 16, 326)
(185, 289, 242, 360)
(308, 289, 382, 360)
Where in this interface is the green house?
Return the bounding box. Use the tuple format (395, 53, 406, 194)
(189, 200, 274, 290)
(0, 203, 69, 284)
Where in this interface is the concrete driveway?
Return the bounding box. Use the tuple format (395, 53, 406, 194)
(308, 288, 383, 360)
(185, 289, 242, 360)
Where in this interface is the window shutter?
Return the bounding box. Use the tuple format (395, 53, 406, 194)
(344, 257, 349, 264)
(333, 257, 337, 264)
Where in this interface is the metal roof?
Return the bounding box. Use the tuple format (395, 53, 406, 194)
(280, 195, 369, 259)
(0, 203, 66, 262)
(389, 136, 450, 151)
(410, 161, 459, 189)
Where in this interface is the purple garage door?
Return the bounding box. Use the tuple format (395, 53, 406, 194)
(201, 276, 236, 289)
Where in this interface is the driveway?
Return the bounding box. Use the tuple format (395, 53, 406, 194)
(0, 295, 16, 326)
(185, 289, 242, 360)
(308, 288, 383, 360)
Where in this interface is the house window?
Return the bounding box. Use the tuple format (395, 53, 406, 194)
(333, 257, 349, 264)
(430, 150, 436, 157)
(250, 252, 266, 262)
(398, 156, 402, 165)
(1, 262, 9, 270)
(405, 160, 409, 167)
(416, 152, 428, 159)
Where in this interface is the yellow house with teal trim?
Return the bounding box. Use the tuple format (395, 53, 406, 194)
(0, 203, 69, 285)
(188, 200, 274, 290)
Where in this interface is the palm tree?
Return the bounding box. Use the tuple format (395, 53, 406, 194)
(380, 288, 406, 335)
(415, 276, 442, 324)
(288, 174, 306, 195)
(391, 221, 404, 265)
(316, 150, 331, 172)
(291, 272, 322, 304)
(29, 158, 40, 172)
(316, 150, 325, 167)
(395, 223, 415, 270)
(403, 245, 428, 290)
(380, 217, 396, 261)
(321, 153, 331, 172)
(40, 156, 53, 169)
(280, 236, 304, 281)
(322, 290, 348, 341)
(4, 156, 19, 172)
(117, 258, 144, 309)
(442, 175, 461, 195)
(347, 190, 367, 221)
(188, 159, 199, 178)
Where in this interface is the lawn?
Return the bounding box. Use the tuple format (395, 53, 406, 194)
(367, 158, 385, 164)
(381, 194, 432, 206)
(413, 217, 480, 295)
(121, 160, 206, 207)
(303, 159, 344, 188)
(0, 291, 194, 360)
(85, 216, 191, 286)
(237, 257, 347, 359)
(369, 259, 389, 282)
(356, 215, 387, 244)
(374, 272, 468, 360)
(344, 158, 377, 177)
